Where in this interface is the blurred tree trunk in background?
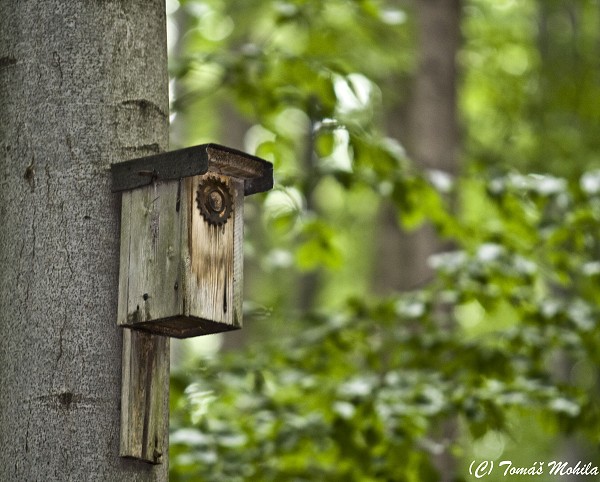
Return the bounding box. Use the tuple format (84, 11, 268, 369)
(0, 1, 169, 479)
(376, 0, 461, 479)
(376, 0, 460, 294)
(537, 4, 587, 478)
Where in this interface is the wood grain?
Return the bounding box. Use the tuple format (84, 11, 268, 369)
(118, 181, 177, 463)
(117, 174, 244, 338)
(120, 329, 169, 464)
(186, 174, 244, 330)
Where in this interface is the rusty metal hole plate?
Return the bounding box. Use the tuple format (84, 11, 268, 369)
(196, 176, 233, 226)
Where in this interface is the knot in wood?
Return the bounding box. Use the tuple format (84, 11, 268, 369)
(196, 176, 233, 226)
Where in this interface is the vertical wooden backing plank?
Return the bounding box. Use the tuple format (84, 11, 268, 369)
(119, 180, 179, 462)
(120, 329, 169, 464)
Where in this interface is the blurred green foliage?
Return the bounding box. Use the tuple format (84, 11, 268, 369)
(168, 0, 600, 480)
(461, 0, 600, 177)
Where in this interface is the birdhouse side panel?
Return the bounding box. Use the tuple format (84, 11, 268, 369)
(232, 176, 244, 327)
(117, 181, 184, 328)
(184, 174, 244, 329)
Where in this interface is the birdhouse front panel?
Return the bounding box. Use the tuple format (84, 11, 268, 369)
(184, 173, 244, 331)
(113, 144, 272, 338)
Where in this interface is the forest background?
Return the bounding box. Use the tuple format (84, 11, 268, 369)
(166, 0, 600, 480)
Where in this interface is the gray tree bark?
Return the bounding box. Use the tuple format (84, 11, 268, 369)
(0, 1, 169, 480)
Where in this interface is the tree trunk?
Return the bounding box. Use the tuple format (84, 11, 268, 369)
(376, 0, 461, 479)
(409, 0, 460, 177)
(376, 0, 460, 293)
(0, 1, 169, 480)
(409, 2, 461, 480)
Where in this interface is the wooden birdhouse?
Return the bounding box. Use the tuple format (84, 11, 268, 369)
(111, 144, 273, 338)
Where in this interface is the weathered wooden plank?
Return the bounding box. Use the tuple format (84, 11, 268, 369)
(118, 180, 177, 463)
(111, 145, 209, 193)
(117, 190, 133, 326)
(120, 329, 170, 464)
(117, 180, 184, 327)
(206, 145, 273, 195)
(186, 174, 244, 329)
(111, 143, 273, 195)
(232, 177, 245, 327)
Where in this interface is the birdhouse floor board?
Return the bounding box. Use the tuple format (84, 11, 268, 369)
(126, 316, 241, 338)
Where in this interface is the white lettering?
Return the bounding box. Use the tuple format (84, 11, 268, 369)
(499, 460, 545, 476)
(535, 462, 544, 475)
(499, 460, 512, 476)
(548, 460, 599, 476)
(548, 461, 569, 475)
(473, 460, 493, 479)
(479, 459, 597, 477)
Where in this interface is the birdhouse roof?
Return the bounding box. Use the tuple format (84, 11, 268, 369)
(111, 143, 273, 195)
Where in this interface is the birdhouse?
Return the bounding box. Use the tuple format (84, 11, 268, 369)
(111, 144, 273, 338)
